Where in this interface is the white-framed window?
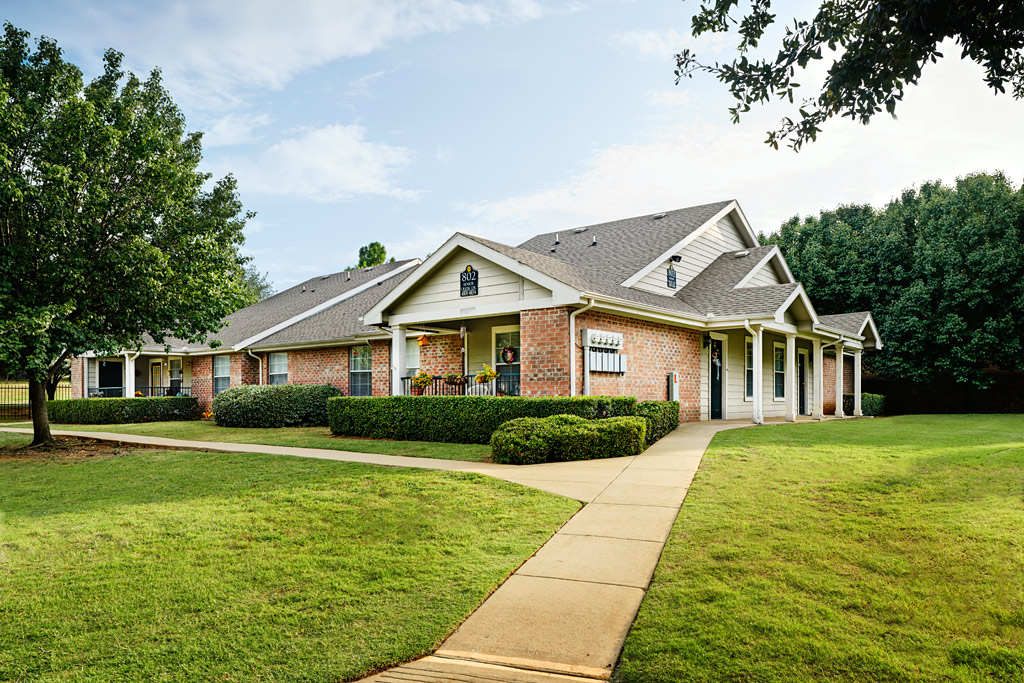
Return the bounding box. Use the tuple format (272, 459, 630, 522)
(213, 355, 231, 395)
(773, 342, 785, 400)
(350, 345, 372, 397)
(405, 338, 420, 377)
(268, 352, 288, 385)
(744, 336, 754, 400)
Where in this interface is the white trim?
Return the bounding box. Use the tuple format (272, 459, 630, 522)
(363, 234, 581, 326)
(268, 351, 288, 384)
(775, 284, 821, 326)
(733, 246, 795, 288)
(772, 341, 786, 402)
(858, 313, 883, 349)
(743, 335, 754, 401)
(708, 331, 729, 419)
(384, 297, 565, 327)
(621, 202, 756, 288)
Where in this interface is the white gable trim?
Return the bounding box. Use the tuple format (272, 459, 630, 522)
(859, 313, 883, 349)
(733, 246, 795, 288)
(774, 284, 820, 326)
(230, 260, 421, 351)
(620, 201, 759, 288)
(362, 233, 581, 325)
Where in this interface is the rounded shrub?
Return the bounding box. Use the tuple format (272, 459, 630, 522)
(213, 384, 342, 428)
(490, 414, 647, 465)
(633, 400, 680, 445)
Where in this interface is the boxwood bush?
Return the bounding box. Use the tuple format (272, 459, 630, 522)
(490, 414, 647, 465)
(634, 400, 680, 445)
(47, 396, 199, 424)
(214, 384, 342, 428)
(327, 395, 638, 444)
(843, 392, 886, 416)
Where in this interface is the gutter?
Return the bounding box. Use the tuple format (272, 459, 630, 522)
(743, 320, 762, 424)
(569, 298, 595, 397)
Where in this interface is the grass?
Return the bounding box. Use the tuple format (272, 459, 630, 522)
(615, 415, 1024, 683)
(0, 432, 578, 681)
(0, 380, 70, 403)
(40, 420, 492, 462)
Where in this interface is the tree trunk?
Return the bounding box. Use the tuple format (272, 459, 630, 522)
(29, 379, 55, 447)
(46, 373, 59, 401)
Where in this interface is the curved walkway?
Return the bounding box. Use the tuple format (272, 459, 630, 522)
(0, 421, 753, 681)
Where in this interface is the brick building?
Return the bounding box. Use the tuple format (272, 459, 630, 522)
(71, 200, 881, 421)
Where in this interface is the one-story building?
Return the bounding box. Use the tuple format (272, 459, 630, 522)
(71, 200, 881, 423)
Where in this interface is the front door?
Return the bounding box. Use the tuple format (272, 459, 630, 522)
(798, 354, 808, 415)
(709, 339, 723, 420)
(151, 363, 162, 396)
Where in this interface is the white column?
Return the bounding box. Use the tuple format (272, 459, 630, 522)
(751, 326, 763, 424)
(834, 343, 845, 418)
(812, 339, 824, 420)
(391, 325, 407, 396)
(854, 349, 863, 416)
(785, 334, 797, 422)
(123, 353, 135, 398)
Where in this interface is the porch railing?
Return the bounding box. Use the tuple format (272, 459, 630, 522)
(88, 386, 125, 398)
(400, 374, 520, 397)
(134, 385, 192, 398)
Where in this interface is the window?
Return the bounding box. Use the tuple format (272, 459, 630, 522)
(268, 352, 288, 385)
(213, 355, 230, 395)
(350, 346, 372, 397)
(493, 326, 521, 396)
(773, 343, 785, 400)
(405, 338, 420, 377)
(744, 337, 754, 400)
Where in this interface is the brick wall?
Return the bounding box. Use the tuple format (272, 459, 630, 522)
(419, 334, 463, 375)
(823, 352, 856, 415)
(192, 356, 213, 412)
(267, 347, 350, 392)
(843, 357, 854, 394)
(574, 310, 701, 422)
(371, 340, 391, 396)
(70, 357, 86, 399)
(520, 307, 573, 397)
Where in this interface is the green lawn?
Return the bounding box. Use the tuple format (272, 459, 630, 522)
(0, 432, 578, 681)
(43, 420, 492, 462)
(616, 415, 1024, 683)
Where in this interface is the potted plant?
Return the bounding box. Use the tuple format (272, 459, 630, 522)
(443, 372, 467, 386)
(410, 371, 433, 395)
(475, 364, 498, 394)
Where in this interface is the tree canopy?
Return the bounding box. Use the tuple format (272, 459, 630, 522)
(357, 241, 387, 268)
(0, 23, 252, 444)
(676, 1, 1024, 149)
(763, 172, 1024, 387)
(238, 264, 276, 306)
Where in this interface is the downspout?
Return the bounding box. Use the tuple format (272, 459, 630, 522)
(568, 298, 595, 397)
(246, 348, 263, 385)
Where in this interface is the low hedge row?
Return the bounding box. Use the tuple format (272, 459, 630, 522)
(843, 392, 886, 416)
(634, 400, 680, 445)
(47, 396, 199, 424)
(327, 395, 639, 444)
(490, 415, 648, 465)
(214, 384, 342, 428)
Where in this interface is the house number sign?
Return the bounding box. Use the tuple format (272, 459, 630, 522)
(460, 265, 479, 297)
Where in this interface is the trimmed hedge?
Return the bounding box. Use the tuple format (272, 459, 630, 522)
(328, 395, 638, 444)
(634, 400, 680, 445)
(490, 414, 648, 465)
(47, 396, 199, 424)
(843, 392, 886, 416)
(214, 384, 342, 428)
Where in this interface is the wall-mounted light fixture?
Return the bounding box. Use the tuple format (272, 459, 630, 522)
(670, 254, 682, 263)
(702, 332, 712, 348)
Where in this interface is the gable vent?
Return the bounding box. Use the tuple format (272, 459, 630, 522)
(734, 250, 750, 258)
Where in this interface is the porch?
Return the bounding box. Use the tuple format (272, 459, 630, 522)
(82, 354, 192, 399)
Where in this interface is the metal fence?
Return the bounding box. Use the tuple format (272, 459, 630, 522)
(399, 374, 520, 397)
(0, 382, 72, 421)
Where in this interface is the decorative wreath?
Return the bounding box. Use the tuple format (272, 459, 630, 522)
(500, 346, 516, 363)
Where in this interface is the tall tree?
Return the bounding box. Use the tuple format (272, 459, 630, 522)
(357, 241, 387, 268)
(237, 263, 276, 307)
(675, 1, 1024, 149)
(0, 24, 252, 446)
(766, 172, 1024, 387)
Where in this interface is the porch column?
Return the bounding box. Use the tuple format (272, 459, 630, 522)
(853, 349, 863, 416)
(834, 343, 845, 418)
(751, 326, 763, 424)
(784, 334, 797, 421)
(123, 353, 135, 398)
(391, 325, 407, 396)
(812, 339, 824, 420)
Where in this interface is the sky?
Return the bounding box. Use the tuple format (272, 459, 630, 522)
(4, 0, 1023, 290)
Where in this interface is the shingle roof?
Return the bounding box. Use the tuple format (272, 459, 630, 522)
(140, 260, 416, 352)
(818, 312, 870, 336)
(516, 201, 735, 284)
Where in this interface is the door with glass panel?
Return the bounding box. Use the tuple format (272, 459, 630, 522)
(493, 329, 520, 396)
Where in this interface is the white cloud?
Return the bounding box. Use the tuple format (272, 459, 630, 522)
(229, 124, 418, 202)
(648, 89, 693, 108)
(201, 113, 272, 147)
(609, 28, 730, 63)
(422, 48, 1024, 250)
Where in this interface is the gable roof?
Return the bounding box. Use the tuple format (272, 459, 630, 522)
(517, 201, 737, 286)
(818, 311, 883, 348)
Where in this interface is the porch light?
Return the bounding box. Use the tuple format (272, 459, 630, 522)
(702, 333, 712, 348)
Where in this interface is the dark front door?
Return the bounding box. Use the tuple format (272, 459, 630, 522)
(98, 360, 123, 397)
(798, 354, 807, 415)
(709, 339, 723, 420)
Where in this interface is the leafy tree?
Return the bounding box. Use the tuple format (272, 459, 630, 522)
(357, 241, 387, 268)
(0, 24, 252, 446)
(676, 1, 1024, 149)
(766, 172, 1024, 387)
(238, 263, 276, 307)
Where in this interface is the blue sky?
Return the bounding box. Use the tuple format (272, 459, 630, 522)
(5, 0, 1023, 289)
